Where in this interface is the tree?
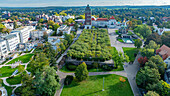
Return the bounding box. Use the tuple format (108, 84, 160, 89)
(53, 23, 60, 32)
(43, 32, 48, 42)
(60, 43, 66, 52)
(38, 19, 44, 23)
(18, 64, 25, 73)
(145, 40, 160, 50)
(136, 66, 160, 89)
(16, 73, 35, 96)
(138, 56, 148, 67)
(134, 39, 142, 48)
(141, 48, 155, 59)
(145, 60, 157, 69)
(145, 33, 162, 46)
(14, 21, 18, 29)
(75, 62, 89, 81)
(47, 20, 55, 26)
(33, 66, 60, 96)
(144, 91, 160, 96)
(30, 52, 49, 75)
(146, 80, 170, 96)
(149, 55, 166, 77)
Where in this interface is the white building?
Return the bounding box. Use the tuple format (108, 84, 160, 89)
(4, 23, 14, 30)
(57, 25, 71, 35)
(92, 16, 117, 28)
(153, 23, 170, 35)
(11, 26, 35, 43)
(48, 36, 63, 50)
(0, 40, 8, 59)
(31, 28, 54, 40)
(63, 15, 75, 21)
(0, 34, 20, 52)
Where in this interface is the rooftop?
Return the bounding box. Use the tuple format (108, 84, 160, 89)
(1, 34, 17, 40)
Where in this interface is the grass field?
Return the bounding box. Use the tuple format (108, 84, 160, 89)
(7, 54, 34, 64)
(61, 74, 133, 96)
(0, 66, 18, 77)
(6, 74, 22, 85)
(123, 47, 139, 62)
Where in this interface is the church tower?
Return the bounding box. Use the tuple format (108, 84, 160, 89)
(85, 4, 92, 29)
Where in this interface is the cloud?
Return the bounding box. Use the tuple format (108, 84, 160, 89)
(0, 0, 169, 7)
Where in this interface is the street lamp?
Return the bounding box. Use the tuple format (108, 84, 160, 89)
(102, 77, 105, 91)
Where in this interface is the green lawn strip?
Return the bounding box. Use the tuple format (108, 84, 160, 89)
(6, 74, 22, 85)
(0, 66, 18, 78)
(117, 39, 124, 43)
(7, 54, 34, 64)
(0, 79, 15, 96)
(122, 47, 139, 62)
(61, 74, 133, 96)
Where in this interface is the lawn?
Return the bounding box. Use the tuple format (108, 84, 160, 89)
(123, 47, 139, 62)
(7, 54, 34, 64)
(117, 39, 124, 43)
(61, 74, 133, 96)
(6, 74, 22, 85)
(0, 66, 18, 78)
(0, 79, 15, 96)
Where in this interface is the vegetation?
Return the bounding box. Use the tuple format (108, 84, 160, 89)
(61, 74, 133, 96)
(122, 47, 138, 62)
(7, 54, 34, 64)
(134, 39, 142, 48)
(0, 66, 18, 77)
(6, 74, 22, 85)
(117, 39, 124, 43)
(67, 29, 112, 61)
(145, 91, 160, 96)
(75, 62, 89, 81)
(0, 79, 14, 96)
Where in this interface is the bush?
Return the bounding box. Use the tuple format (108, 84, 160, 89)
(64, 75, 74, 85)
(67, 64, 77, 71)
(102, 65, 113, 71)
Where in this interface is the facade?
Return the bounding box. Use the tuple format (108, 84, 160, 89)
(31, 28, 53, 40)
(0, 40, 8, 59)
(85, 4, 92, 29)
(92, 16, 117, 28)
(0, 34, 20, 52)
(11, 26, 35, 43)
(57, 25, 71, 35)
(48, 36, 63, 50)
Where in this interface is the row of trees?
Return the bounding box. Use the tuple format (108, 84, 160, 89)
(67, 29, 112, 61)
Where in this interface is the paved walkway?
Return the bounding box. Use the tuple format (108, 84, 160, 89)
(124, 54, 142, 96)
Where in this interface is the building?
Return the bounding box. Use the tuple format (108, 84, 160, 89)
(84, 4, 92, 29)
(0, 34, 20, 52)
(11, 26, 35, 43)
(91, 16, 117, 28)
(119, 20, 128, 34)
(57, 25, 71, 35)
(48, 36, 63, 50)
(162, 17, 170, 22)
(0, 40, 8, 59)
(2, 11, 11, 18)
(156, 45, 170, 66)
(153, 23, 170, 35)
(31, 28, 54, 40)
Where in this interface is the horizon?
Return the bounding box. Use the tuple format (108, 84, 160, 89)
(0, 0, 170, 7)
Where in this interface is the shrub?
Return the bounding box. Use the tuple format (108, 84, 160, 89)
(102, 65, 113, 71)
(75, 62, 89, 81)
(67, 64, 77, 71)
(64, 75, 74, 85)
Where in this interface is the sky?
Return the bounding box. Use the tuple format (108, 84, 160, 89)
(0, 0, 170, 7)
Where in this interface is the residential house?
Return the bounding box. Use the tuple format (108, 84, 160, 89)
(57, 25, 71, 35)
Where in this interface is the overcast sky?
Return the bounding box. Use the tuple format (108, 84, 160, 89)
(0, 0, 170, 7)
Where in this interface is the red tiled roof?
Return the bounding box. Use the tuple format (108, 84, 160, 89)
(92, 18, 95, 21)
(156, 45, 170, 60)
(110, 16, 115, 19)
(96, 18, 108, 21)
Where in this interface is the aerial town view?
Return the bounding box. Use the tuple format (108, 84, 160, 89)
(0, 0, 170, 96)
